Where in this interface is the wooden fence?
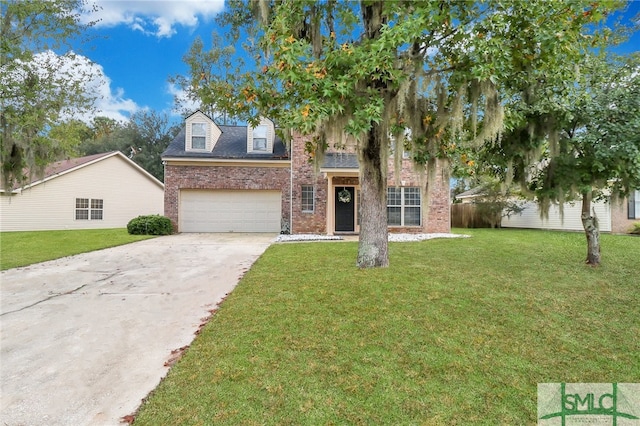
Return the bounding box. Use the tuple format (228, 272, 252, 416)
(450, 203, 494, 228)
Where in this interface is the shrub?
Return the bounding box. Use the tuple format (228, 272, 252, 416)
(127, 215, 173, 235)
(631, 222, 640, 235)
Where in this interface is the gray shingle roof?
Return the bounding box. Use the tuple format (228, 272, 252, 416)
(162, 125, 289, 160)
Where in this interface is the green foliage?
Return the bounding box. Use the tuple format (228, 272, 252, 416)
(486, 52, 640, 206)
(127, 215, 173, 236)
(1, 0, 99, 189)
(631, 223, 640, 235)
(185, 0, 622, 267)
(77, 111, 180, 181)
(472, 179, 526, 228)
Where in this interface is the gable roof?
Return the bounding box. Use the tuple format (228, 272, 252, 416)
(455, 186, 487, 201)
(162, 125, 289, 160)
(4, 151, 164, 193)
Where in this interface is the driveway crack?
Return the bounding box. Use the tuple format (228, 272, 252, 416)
(0, 272, 120, 317)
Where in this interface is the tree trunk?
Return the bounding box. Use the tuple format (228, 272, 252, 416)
(581, 191, 601, 266)
(357, 122, 389, 268)
(356, 0, 389, 268)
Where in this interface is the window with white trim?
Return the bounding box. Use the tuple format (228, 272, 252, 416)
(387, 187, 421, 226)
(301, 185, 315, 213)
(253, 125, 268, 151)
(191, 122, 206, 150)
(76, 198, 103, 220)
(630, 190, 640, 219)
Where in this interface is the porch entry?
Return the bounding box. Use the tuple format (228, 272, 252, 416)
(334, 186, 357, 232)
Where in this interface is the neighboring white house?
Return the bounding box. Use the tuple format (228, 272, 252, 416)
(500, 200, 612, 232)
(0, 151, 164, 232)
(454, 187, 616, 232)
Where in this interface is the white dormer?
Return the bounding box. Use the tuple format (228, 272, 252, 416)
(247, 117, 275, 154)
(185, 111, 221, 152)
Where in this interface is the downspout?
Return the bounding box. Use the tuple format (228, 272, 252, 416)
(290, 141, 293, 234)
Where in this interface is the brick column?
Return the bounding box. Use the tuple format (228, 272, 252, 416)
(425, 159, 451, 233)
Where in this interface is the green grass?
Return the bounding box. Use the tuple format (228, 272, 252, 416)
(0, 228, 155, 270)
(134, 229, 639, 425)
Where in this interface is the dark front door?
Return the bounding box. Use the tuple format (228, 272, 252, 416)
(335, 187, 355, 232)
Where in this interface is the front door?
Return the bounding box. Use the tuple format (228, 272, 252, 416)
(335, 187, 355, 232)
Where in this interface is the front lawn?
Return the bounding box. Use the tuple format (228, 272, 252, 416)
(0, 229, 155, 270)
(134, 229, 639, 424)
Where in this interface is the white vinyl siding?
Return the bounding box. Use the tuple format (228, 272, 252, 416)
(185, 111, 221, 152)
(0, 154, 164, 232)
(501, 200, 612, 232)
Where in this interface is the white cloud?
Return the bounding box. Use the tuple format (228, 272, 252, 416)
(2, 51, 139, 123)
(61, 54, 140, 122)
(84, 0, 225, 38)
(167, 82, 201, 116)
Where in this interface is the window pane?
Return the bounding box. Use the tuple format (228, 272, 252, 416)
(191, 123, 206, 149)
(76, 198, 88, 208)
(387, 206, 401, 226)
(387, 187, 401, 206)
(192, 136, 206, 149)
(91, 210, 103, 220)
(301, 185, 314, 212)
(253, 125, 267, 139)
(76, 210, 88, 220)
(253, 138, 267, 151)
(192, 123, 206, 136)
(253, 125, 268, 151)
(404, 187, 421, 205)
(404, 207, 421, 226)
(91, 199, 103, 209)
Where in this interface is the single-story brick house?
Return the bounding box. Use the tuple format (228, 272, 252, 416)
(162, 111, 450, 234)
(0, 151, 164, 232)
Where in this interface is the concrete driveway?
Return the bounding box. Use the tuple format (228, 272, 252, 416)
(0, 233, 274, 426)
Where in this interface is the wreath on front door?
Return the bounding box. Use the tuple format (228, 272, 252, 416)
(338, 188, 352, 203)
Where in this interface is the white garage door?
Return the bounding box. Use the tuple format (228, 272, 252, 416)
(180, 190, 281, 232)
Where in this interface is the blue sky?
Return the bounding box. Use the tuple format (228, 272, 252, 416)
(69, 0, 639, 123)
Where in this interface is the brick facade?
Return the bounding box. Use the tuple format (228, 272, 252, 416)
(610, 196, 637, 234)
(164, 130, 451, 235)
(288, 133, 451, 234)
(290, 134, 328, 234)
(164, 164, 291, 232)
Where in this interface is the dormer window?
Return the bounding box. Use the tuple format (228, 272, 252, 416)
(252, 125, 268, 151)
(191, 123, 207, 150)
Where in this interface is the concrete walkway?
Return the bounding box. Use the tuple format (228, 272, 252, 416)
(0, 233, 274, 426)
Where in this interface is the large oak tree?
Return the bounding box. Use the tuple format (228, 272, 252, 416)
(489, 52, 640, 266)
(1, 0, 99, 189)
(186, 0, 621, 267)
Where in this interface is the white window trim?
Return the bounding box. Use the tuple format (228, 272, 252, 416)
(301, 185, 315, 213)
(75, 198, 103, 221)
(247, 118, 275, 153)
(387, 187, 421, 227)
(190, 122, 208, 151)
